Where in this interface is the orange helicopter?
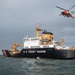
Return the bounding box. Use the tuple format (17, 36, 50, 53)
(56, 5, 75, 18)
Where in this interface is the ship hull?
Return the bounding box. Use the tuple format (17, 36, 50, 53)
(2, 50, 20, 57)
(2, 48, 75, 59)
(20, 48, 75, 59)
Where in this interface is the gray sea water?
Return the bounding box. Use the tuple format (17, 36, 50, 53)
(0, 55, 75, 75)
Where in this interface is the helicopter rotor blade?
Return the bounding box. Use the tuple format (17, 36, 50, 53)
(56, 6, 66, 10)
(68, 5, 75, 11)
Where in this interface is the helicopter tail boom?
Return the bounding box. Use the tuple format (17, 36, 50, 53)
(72, 15, 75, 18)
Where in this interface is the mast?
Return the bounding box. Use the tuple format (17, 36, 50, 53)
(35, 23, 42, 38)
(61, 39, 65, 46)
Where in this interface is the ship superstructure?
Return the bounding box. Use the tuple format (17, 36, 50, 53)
(23, 25, 69, 50)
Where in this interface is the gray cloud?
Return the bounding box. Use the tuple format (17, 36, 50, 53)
(0, 0, 75, 54)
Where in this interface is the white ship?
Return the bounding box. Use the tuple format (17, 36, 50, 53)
(2, 25, 75, 59)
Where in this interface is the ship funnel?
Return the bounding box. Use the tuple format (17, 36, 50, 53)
(41, 30, 54, 44)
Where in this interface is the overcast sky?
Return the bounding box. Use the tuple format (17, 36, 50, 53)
(0, 0, 75, 54)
